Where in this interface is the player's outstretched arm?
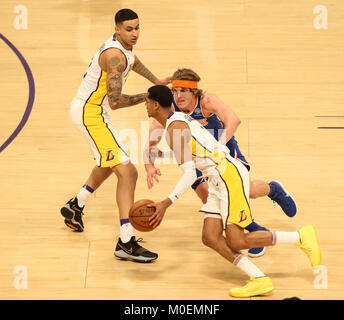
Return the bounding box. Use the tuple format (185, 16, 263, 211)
(133, 55, 172, 85)
(99, 48, 146, 110)
(148, 121, 195, 228)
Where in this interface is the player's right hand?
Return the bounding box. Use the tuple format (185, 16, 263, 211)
(147, 198, 172, 228)
(146, 164, 161, 189)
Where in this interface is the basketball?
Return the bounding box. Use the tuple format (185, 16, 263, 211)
(129, 199, 156, 232)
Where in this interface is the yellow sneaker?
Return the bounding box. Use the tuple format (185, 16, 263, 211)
(296, 225, 321, 269)
(229, 276, 274, 298)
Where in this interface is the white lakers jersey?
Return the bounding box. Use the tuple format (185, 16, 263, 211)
(165, 112, 230, 175)
(75, 33, 135, 109)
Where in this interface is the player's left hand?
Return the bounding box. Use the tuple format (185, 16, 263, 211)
(145, 164, 161, 189)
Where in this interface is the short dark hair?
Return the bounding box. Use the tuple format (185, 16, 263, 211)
(148, 85, 173, 108)
(115, 9, 138, 25)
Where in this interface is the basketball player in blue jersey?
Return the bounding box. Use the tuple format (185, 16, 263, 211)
(144, 68, 297, 258)
(60, 9, 171, 262)
(144, 85, 321, 298)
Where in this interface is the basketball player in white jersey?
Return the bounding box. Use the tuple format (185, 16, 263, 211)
(144, 85, 321, 298)
(144, 68, 297, 258)
(61, 9, 170, 262)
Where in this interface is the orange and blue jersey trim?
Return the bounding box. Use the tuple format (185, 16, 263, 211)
(172, 95, 205, 118)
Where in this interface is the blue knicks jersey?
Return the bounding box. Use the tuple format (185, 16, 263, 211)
(172, 95, 223, 134)
(172, 95, 208, 123)
(172, 96, 249, 169)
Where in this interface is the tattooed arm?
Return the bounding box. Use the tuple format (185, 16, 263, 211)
(99, 48, 146, 110)
(132, 55, 160, 84)
(133, 55, 172, 85)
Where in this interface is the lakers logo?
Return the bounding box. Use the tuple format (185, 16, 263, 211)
(238, 209, 247, 223)
(106, 149, 115, 161)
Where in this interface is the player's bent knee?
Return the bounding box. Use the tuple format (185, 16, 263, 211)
(127, 164, 138, 182)
(200, 192, 208, 204)
(202, 232, 219, 249)
(250, 181, 259, 199)
(201, 234, 212, 248)
(130, 164, 138, 179)
(249, 190, 258, 199)
(195, 185, 209, 204)
(227, 237, 248, 252)
(112, 162, 138, 181)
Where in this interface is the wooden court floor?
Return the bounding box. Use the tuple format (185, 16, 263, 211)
(1, 0, 344, 300)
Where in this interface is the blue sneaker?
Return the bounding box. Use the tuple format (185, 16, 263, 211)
(245, 221, 269, 258)
(268, 181, 297, 217)
(248, 247, 266, 258)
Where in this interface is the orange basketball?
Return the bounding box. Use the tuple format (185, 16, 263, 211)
(129, 199, 156, 232)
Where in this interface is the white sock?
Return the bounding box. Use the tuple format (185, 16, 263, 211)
(234, 254, 266, 278)
(271, 231, 300, 245)
(76, 185, 94, 207)
(120, 223, 134, 243)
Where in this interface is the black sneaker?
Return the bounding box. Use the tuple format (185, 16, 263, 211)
(60, 197, 84, 232)
(114, 236, 158, 263)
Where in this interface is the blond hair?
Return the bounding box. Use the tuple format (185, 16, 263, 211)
(172, 68, 203, 96)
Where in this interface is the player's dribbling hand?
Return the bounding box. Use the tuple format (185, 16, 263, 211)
(147, 198, 172, 228)
(145, 164, 161, 189)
